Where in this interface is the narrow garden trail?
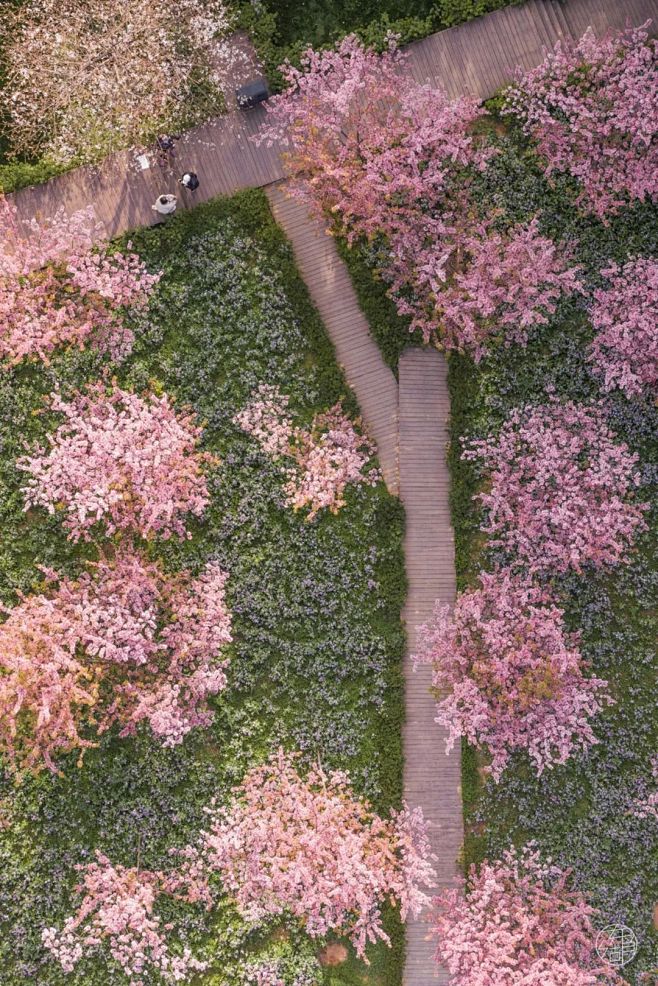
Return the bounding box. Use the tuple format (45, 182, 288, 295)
(268, 179, 458, 982)
(266, 183, 400, 495)
(399, 348, 459, 985)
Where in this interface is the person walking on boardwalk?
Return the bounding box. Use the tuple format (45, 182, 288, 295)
(178, 171, 200, 191)
(151, 194, 177, 218)
(156, 133, 180, 168)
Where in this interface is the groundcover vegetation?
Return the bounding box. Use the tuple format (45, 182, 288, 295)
(0, 190, 406, 985)
(445, 132, 658, 980)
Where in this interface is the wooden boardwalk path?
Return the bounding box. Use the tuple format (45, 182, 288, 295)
(400, 349, 459, 986)
(5, 3, 657, 983)
(265, 183, 399, 494)
(407, 0, 658, 96)
(267, 179, 458, 980)
(9, 0, 658, 234)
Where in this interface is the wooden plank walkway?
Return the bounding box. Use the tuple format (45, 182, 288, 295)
(406, 0, 658, 95)
(8, 0, 658, 235)
(400, 349, 459, 986)
(5, 4, 657, 984)
(265, 183, 399, 495)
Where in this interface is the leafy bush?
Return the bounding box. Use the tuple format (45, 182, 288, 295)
(0, 159, 70, 193)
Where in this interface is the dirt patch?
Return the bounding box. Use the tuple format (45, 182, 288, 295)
(319, 943, 348, 967)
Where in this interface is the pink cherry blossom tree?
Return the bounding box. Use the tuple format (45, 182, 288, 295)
(0, 197, 160, 365)
(234, 385, 381, 520)
(0, 0, 236, 165)
(260, 38, 584, 356)
(42, 851, 209, 984)
(392, 216, 581, 355)
(259, 35, 487, 244)
(18, 384, 215, 542)
(432, 845, 624, 985)
(462, 399, 647, 575)
(504, 23, 658, 217)
(201, 749, 436, 960)
(0, 551, 232, 772)
(587, 256, 658, 398)
(259, 36, 497, 350)
(0, 197, 103, 277)
(414, 569, 613, 780)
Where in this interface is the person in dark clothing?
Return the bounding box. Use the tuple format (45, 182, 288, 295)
(156, 134, 180, 168)
(178, 171, 200, 191)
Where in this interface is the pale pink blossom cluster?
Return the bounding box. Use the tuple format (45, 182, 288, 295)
(0, 0, 236, 165)
(234, 385, 381, 520)
(246, 963, 286, 986)
(0, 551, 232, 771)
(432, 845, 624, 985)
(19, 384, 214, 542)
(414, 570, 612, 779)
(233, 384, 294, 457)
(41, 852, 208, 984)
(0, 198, 160, 365)
(67, 249, 160, 309)
(463, 399, 647, 575)
(416, 218, 582, 359)
(201, 749, 436, 960)
(504, 23, 658, 217)
(0, 198, 103, 277)
(587, 257, 658, 398)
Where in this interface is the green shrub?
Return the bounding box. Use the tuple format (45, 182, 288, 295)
(0, 158, 70, 193)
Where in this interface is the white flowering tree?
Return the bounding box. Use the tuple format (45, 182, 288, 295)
(0, 0, 236, 165)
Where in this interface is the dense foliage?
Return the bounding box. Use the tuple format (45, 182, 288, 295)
(504, 23, 658, 217)
(462, 399, 647, 575)
(234, 384, 380, 519)
(0, 551, 233, 772)
(587, 256, 658, 398)
(414, 570, 612, 780)
(201, 750, 435, 959)
(19, 386, 214, 542)
(0, 0, 236, 165)
(0, 191, 407, 985)
(261, 35, 588, 359)
(41, 752, 433, 982)
(446, 130, 658, 981)
(0, 197, 160, 364)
